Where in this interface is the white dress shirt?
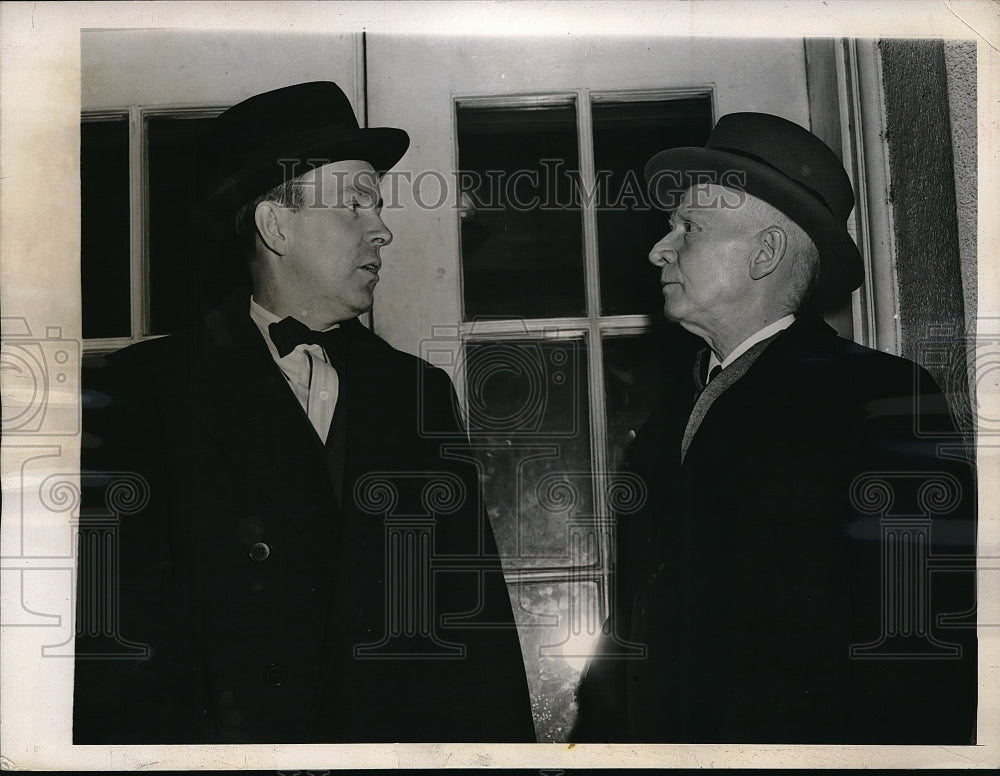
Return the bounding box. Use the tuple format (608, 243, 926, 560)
(707, 314, 796, 377)
(249, 298, 340, 444)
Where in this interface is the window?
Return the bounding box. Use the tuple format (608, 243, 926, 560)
(456, 90, 712, 740)
(81, 107, 222, 351)
(81, 115, 131, 340)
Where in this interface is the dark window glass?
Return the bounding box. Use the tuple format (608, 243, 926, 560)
(602, 327, 704, 470)
(602, 332, 670, 471)
(592, 96, 713, 315)
(457, 102, 585, 319)
(146, 114, 217, 335)
(464, 337, 593, 568)
(81, 118, 131, 339)
(509, 579, 601, 742)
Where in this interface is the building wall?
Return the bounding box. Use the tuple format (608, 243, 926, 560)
(944, 39, 979, 439)
(878, 38, 974, 440)
(944, 40, 978, 336)
(81, 29, 363, 111)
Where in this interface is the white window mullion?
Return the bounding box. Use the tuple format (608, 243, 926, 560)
(460, 317, 590, 339)
(577, 89, 603, 324)
(127, 105, 145, 343)
(576, 89, 615, 619)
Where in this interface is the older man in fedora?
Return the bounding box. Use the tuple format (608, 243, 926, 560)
(74, 82, 534, 743)
(572, 113, 976, 744)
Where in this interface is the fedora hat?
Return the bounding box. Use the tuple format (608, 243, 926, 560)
(201, 81, 409, 209)
(644, 112, 863, 300)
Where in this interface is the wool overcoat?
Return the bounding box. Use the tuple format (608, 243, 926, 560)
(74, 292, 535, 743)
(573, 316, 977, 744)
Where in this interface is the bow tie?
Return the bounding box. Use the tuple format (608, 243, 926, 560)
(268, 316, 346, 368)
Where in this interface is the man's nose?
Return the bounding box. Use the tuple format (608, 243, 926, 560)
(648, 230, 680, 267)
(367, 213, 393, 248)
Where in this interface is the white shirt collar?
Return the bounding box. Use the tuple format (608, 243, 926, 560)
(247, 298, 342, 446)
(707, 314, 796, 374)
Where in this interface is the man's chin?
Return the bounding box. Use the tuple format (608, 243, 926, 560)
(321, 295, 373, 325)
(663, 308, 703, 339)
(662, 304, 682, 323)
(351, 297, 374, 319)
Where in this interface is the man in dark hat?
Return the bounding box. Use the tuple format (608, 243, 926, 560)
(572, 113, 976, 744)
(74, 82, 535, 743)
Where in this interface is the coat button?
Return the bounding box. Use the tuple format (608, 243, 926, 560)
(249, 542, 270, 561)
(264, 663, 286, 687)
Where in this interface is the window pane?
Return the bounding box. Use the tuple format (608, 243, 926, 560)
(464, 337, 594, 568)
(510, 579, 602, 742)
(592, 96, 713, 315)
(81, 118, 131, 339)
(602, 327, 703, 470)
(457, 102, 585, 319)
(146, 114, 218, 335)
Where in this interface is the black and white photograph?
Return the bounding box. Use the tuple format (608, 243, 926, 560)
(0, 0, 997, 770)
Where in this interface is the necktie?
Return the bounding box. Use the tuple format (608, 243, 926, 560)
(268, 316, 345, 369)
(695, 350, 722, 393)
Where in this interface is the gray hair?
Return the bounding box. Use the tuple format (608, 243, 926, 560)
(737, 194, 820, 311)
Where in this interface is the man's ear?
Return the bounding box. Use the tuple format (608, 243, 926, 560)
(748, 225, 787, 280)
(254, 201, 289, 256)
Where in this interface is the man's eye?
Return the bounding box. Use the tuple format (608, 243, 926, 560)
(349, 194, 377, 212)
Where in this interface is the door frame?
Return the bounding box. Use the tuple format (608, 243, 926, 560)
(806, 37, 899, 354)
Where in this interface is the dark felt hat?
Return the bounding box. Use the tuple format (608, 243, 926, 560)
(644, 112, 864, 299)
(201, 81, 409, 209)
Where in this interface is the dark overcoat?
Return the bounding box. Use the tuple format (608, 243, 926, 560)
(74, 292, 535, 743)
(573, 316, 977, 744)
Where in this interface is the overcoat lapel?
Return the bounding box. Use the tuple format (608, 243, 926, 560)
(187, 296, 343, 578)
(330, 317, 392, 587)
(680, 316, 838, 469)
(681, 334, 781, 463)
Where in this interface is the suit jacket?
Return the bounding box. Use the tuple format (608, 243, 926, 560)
(74, 292, 535, 743)
(573, 316, 977, 744)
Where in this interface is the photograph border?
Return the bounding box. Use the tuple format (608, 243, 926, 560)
(1, 0, 997, 770)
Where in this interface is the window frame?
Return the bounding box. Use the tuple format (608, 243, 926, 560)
(80, 109, 131, 343)
(81, 104, 227, 354)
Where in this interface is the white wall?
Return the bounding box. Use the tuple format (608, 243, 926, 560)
(82, 29, 363, 110)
